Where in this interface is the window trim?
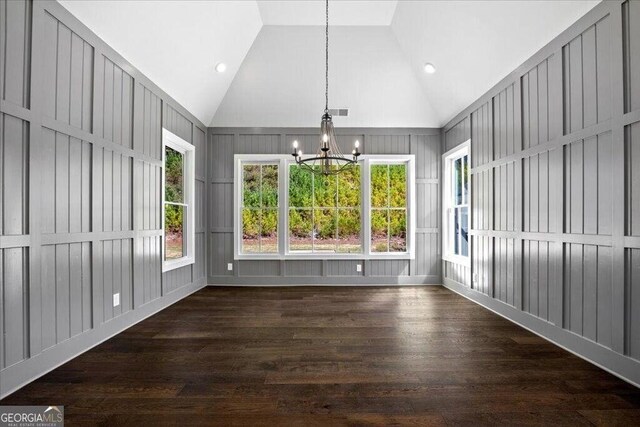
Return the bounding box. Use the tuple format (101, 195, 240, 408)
(162, 128, 196, 272)
(442, 140, 471, 267)
(234, 154, 415, 260)
(283, 159, 364, 255)
(365, 156, 416, 259)
(234, 155, 284, 260)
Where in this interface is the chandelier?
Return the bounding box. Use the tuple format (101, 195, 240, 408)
(289, 0, 360, 176)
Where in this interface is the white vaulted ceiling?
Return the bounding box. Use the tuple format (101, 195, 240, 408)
(257, 1, 398, 26)
(391, 0, 600, 128)
(58, 0, 263, 125)
(59, 0, 600, 128)
(211, 26, 439, 128)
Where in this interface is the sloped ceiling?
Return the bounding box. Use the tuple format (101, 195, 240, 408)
(59, 0, 600, 128)
(257, 1, 398, 26)
(211, 26, 439, 128)
(391, 0, 599, 126)
(58, 0, 263, 125)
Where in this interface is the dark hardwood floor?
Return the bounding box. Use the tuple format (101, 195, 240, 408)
(2, 286, 639, 426)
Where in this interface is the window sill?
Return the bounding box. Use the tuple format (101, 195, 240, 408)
(163, 257, 195, 273)
(442, 254, 470, 267)
(235, 253, 414, 261)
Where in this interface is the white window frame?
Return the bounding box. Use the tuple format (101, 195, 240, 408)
(162, 128, 195, 272)
(234, 154, 415, 260)
(365, 156, 416, 260)
(442, 140, 470, 267)
(283, 159, 363, 256)
(235, 158, 283, 258)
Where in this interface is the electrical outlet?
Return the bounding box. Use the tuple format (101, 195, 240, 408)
(356, 264, 362, 272)
(113, 293, 120, 307)
(473, 273, 478, 283)
(227, 263, 233, 271)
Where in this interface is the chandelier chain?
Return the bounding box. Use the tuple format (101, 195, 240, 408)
(325, 0, 329, 112)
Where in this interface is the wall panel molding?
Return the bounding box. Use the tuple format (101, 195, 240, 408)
(442, 0, 639, 386)
(208, 128, 441, 285)
(0, 0, 207, 398)
(444, 3, 617, 132)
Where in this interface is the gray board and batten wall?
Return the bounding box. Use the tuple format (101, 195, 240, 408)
(0, 0, 208, 397)
(207, 127, 442, 286)
(441, 0, 640, 386)
(2, 0, 640, 400)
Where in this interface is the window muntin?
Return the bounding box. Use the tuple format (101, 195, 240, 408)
(241, 163, 279, 253)
(452, 154, 469, 257)
(162, 129, 195, 271)
(234, 155, 414, 260)
(444, 144, 469, 263)
(288, 164, 361, 253)
(164, 204, 186, 260)
(370, 163, 407, 253)
(164, 146, 185, 260)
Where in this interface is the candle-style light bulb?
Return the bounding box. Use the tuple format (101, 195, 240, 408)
(298, 150, 303, 157)
(322, 134, 329, 143)
(353, 140, 360, 159)
(293, 140, 299, 149)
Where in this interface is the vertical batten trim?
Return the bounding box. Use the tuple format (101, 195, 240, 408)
(609, 1, 626, 354)
(27, 0, 44, 358)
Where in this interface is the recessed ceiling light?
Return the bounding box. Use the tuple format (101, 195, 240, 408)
(215, 63, 227, 73)
(423, 63, 436, 74)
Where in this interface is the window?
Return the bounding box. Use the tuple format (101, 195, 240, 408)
(443, 142, 470, 265)
(163, 129, 195, 272)
(234, 154, 415, 260)
(370, 163, 407, 253)
(288, 164, 361, 253)
(241, 163, 279, 253)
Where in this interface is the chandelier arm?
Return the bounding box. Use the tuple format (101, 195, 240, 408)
(297, 156, 357, 164)
(298, 162, 317, 176)
(295, 155, 359, 176)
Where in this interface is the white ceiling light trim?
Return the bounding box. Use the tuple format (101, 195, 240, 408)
(423, 63, 436, 74)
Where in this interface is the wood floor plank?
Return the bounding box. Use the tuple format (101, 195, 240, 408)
(1, 286, 638, 426)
